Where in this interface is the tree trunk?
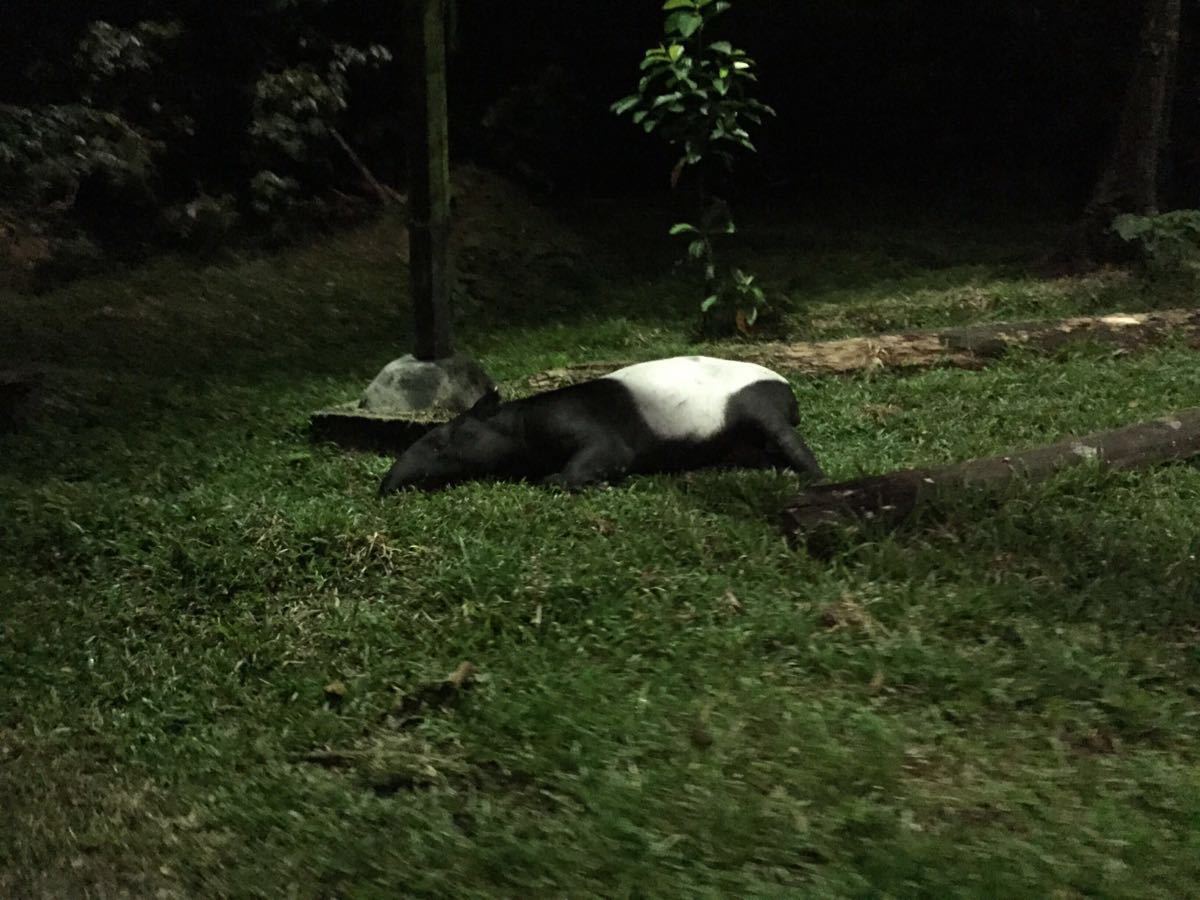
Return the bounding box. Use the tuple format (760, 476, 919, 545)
(1073, 0, 1182, 261)
(781, 408, 1200, 556)
(405, 0, 454, 360)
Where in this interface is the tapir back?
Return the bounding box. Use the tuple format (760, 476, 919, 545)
(601, 356, 787, 443)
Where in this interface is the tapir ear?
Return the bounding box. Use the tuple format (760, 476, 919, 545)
(465, 387, 502, 418)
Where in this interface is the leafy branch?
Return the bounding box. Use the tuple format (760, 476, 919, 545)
(612, 0, 774, 334)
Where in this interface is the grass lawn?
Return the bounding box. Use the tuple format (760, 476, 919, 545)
(2, 206, 1199, 897)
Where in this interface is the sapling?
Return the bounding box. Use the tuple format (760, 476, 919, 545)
(612, 0, 775, 334)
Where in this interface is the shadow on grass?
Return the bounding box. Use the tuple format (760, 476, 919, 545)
(811, 466, 1200, 632)
(635, 455, 1200, 638)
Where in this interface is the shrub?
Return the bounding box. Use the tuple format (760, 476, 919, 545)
(1112, 210, 1200, 272)
(613, 0, 775, 336)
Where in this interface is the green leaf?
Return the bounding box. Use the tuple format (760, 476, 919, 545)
(700, 294, 719, 312)
(653, 91, 684, 108)
(662, 0, 695, 9)
(668, 43, 685, 61)
(688, 239, 706, 259)
(709, 41, 733, 55)
(611, 96, 640, 116)
(745, 305, 759, 326)
(669, 223, 698, 235)
(665, 11, 703, 38)
(1112, 214, 1149, 241)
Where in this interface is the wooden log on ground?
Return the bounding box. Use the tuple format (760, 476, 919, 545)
(524, 308, 1200, 390)
(782, 408, 1200, 555)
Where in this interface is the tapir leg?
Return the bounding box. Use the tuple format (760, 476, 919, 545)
(545, 440, 636, 490)
(728, 383, 826, 480)
(761, 423, 825, 479)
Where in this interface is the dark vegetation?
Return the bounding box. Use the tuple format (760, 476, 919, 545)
(3, 0, 1199, 285)
(3, 0, 1200, 895)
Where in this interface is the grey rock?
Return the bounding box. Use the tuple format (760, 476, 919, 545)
(360, 354, 495, 415)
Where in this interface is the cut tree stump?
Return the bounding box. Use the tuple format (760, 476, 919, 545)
(524, 308, 1200, 390)
(781, 408, 1200, 556)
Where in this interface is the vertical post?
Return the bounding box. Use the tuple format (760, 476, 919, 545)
(406, 0, 453, 360)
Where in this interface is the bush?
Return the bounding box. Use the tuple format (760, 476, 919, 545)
(164, 193, 239, 255)
(612, 0, 775, 336)
(1112, 210, 1200, 272)
(0, 11, 397, 277)
(0, 103, 160, 212)
(248, 44, 393, 206)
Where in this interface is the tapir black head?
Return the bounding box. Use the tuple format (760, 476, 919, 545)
(378, 389, 516, 495)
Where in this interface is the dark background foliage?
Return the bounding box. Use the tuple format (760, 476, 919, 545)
(454, 0, 1194, 206)
(2, 0, 1196, 247)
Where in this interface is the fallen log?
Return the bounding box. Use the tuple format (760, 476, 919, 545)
(525, 308, 1200, 391)
(782, 408, 1200, 555)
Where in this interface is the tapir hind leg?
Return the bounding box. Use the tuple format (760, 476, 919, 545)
(761, 423, 825, 480)
(544, 440, 636, 490)
(728, 383, 826, 480)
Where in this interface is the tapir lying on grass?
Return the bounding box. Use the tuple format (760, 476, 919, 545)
(378, 356, 825, 494)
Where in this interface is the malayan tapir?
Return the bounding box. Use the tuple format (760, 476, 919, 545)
(378, 355, 825, 495)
